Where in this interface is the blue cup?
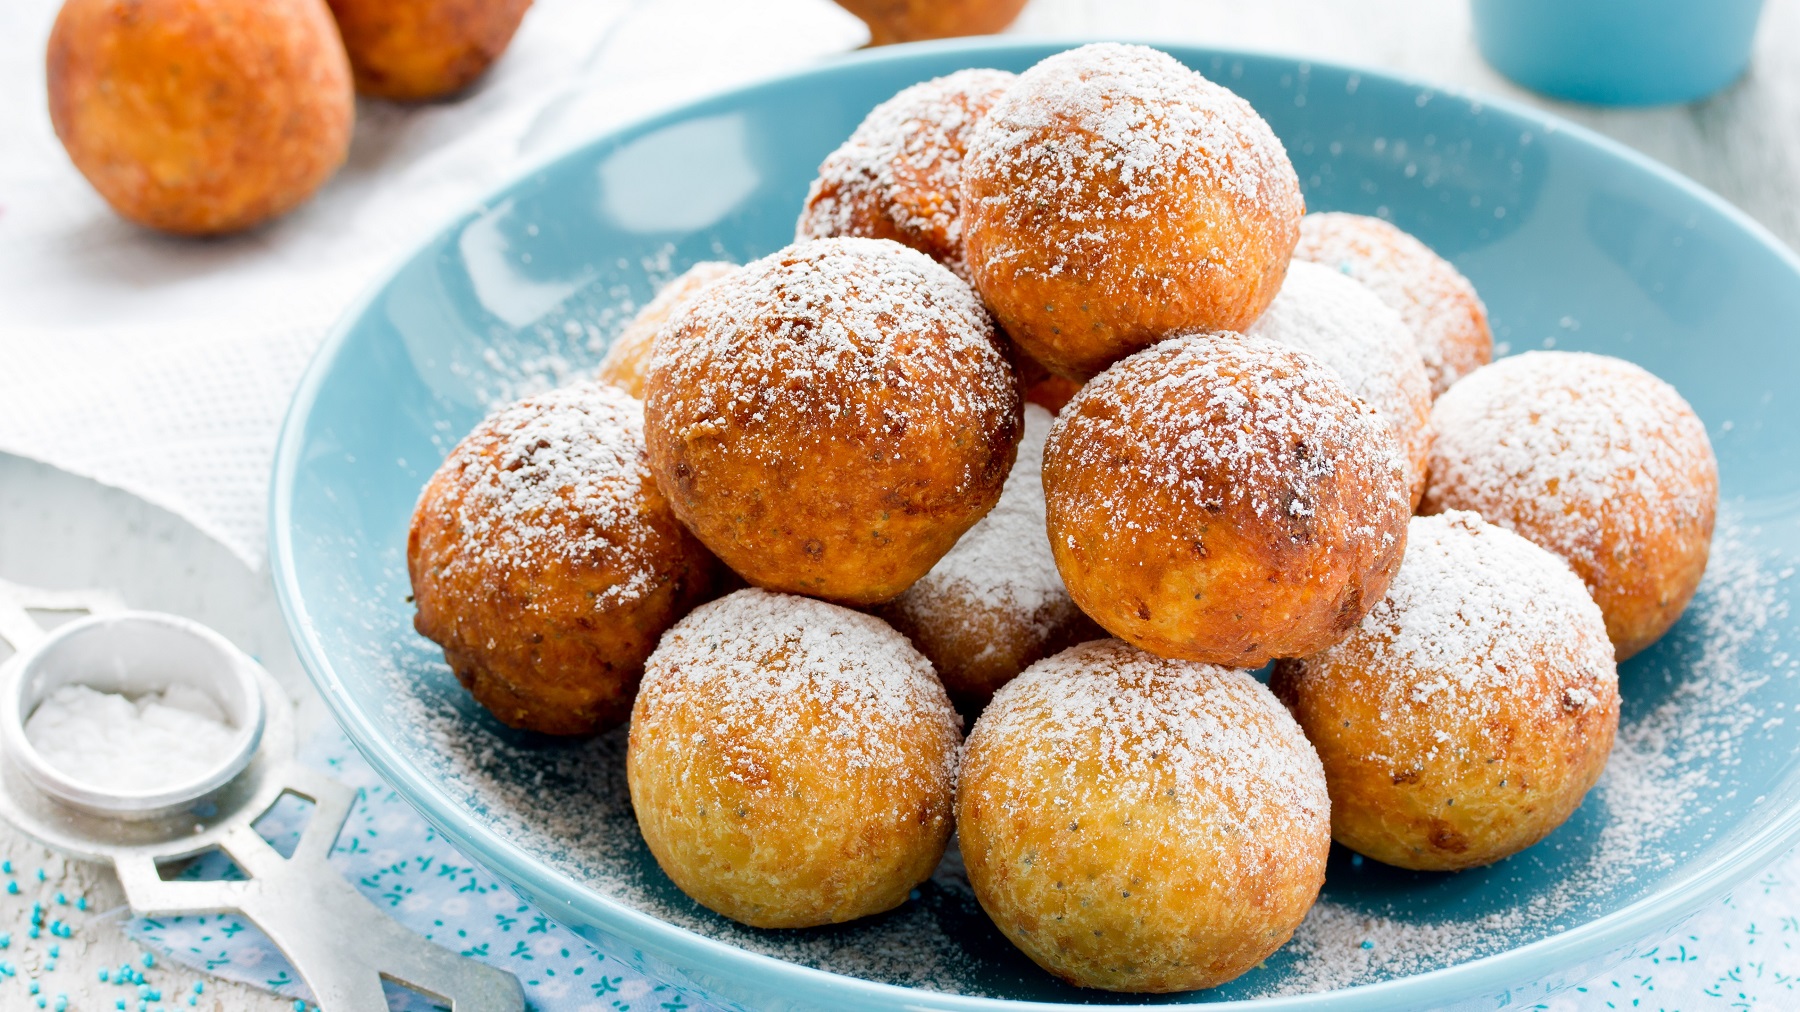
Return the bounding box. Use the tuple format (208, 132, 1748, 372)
(1472, 0, 1765, 106)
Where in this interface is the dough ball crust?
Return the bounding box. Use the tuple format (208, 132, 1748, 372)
(797, 69, 1015, 280)
(627, 589, 961, 928)
(596, 262, 739, 400)
(47, 0, 354, 235)
(1272, 512, 1620, 871)
(958, 639, 1330, 992)
(880, 405, 1103, 707)
(1250, 260, 1435, 507)
(408, 382, 721, 735)
(644, 237, 1022, 606)
(1043, 332, 1410, 666)
(960, 43, 1304, 380)
(324, 0, 532, 101)
(1421, 351, 1718, 659)
(1294, 212, 1492, 398)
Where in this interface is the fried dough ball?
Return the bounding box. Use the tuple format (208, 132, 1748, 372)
(1272, 511, 1619, 871)
(797, 70, 1014, 280)
(833, 0, 1028, 46)
(961, 43, 1304, 380)
(1421, 351, 1718, 659)
(1250, 260, 1435, 507)
(46, 0, 353, 235)
(627, 589, 961, 928)
(644, 237, 1021, 606)
(1294, 212, 1492, 397)
(324, 0, 532, 101)
(1043, 332, 1410, 666)
(959, 639, 1330, 992)
(880, 405, 1103, 708)
(596, 262, 738, 400)
(408, 382, 721, 735)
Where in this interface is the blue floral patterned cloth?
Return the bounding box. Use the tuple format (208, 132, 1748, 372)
(124, 729, 1800, 1010)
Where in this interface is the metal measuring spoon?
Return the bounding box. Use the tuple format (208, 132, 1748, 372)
(0, 579, 524, 1012)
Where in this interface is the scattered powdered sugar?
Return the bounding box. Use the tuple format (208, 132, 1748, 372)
(1250, 259, 1434, 499)
(646, 237, 1016, 468)
(636, 588, 960, 789)
(1302, 511, 1616, 761)
(1048, 331, 1408, 532)
(369, 501, 1791, 999)
(966, 639, 1329, 862)
(1253, 507, 1789, 996)
(1423, 351, 1718, 594)
(418, 381, 662, 609)
(1294, 211, 1492, 397)
(796, 69, 1015, 278)
(884, 404, 1070, 643)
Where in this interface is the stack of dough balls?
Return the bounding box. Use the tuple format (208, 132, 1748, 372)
(408, 42, 1722, 997)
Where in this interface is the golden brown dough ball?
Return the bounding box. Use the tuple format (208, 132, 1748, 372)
(323, 0, 532, 101)
(1421, 351, 1718, 659)
(797, 69, 1014, 280)
(644, 237, 1021, 606)
(46, 0, 353, 235)
(880, 405, 1103, 708)
(1015, 349, 1082, 414)
(596, 262, 738, 400)
(960, 43, 1304, 380)
(1043, 332, 1410, 666)
(959, 639, 1330, 992)
(1272, 511, 1619, 871)
(1250, 260, 1435, 507)
(628, 589, 961, 928)
(833, 0, 1028, 46)
(1294, 212, 1492, 397)
(408, 382, 720, 735)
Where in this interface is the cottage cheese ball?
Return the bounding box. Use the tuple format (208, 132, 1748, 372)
(797, 69, 1015, 280)
(1250, 259, 1434, 507)
(643, 237, 1021, 606)
(1043, 332, 1410, 666)
(958, 639, 1330, 992)
(596, 262, 738, 400)
(1422, 351, 1718, 659)
(1294, 211, 1492, 397)
(627, 589, 961, 928)
(960, 43, 1305, 380)
(880, 405, 1103, 708)
(408, 382, 722, 736)
(1273, 512, 1620, 871)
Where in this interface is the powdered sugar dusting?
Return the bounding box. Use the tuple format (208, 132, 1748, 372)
(1423, 351, 1718, 595)
(637, 588, 961, 790)
(967, 640, 1328, 868)
(964, 43, 1300, 284)
(1250, 259, 1433, 501)
(1295, 211, 1492, 397)
(1305, 511, 1615, 753)
(1256, 508, 1788, 996)
(417, 381, 662, 609)
(647, 237, 1015, 469)
(796, 69, 1015, 279)
(1049, 331, 1408, 533)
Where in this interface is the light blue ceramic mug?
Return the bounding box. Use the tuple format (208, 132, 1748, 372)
(1472, 0, 1765, 106)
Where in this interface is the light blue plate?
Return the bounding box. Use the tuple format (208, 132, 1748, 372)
(270, 40, 1800, 1010)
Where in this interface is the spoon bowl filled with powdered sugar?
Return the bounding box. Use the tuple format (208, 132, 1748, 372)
(272, 38, 1800, 1011)
(0, 612, 264, 820)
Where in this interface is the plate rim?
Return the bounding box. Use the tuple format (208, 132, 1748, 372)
(269, 35, 1800, 1011)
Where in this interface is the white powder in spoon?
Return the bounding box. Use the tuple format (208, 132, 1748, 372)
(24, 684, 239, 793)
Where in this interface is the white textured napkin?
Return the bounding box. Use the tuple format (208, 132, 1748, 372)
(0, 0, 866, 565)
